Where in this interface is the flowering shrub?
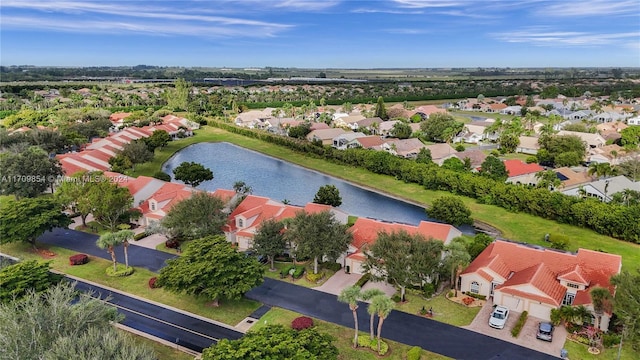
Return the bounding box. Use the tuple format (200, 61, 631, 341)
(148, 277, 159, 289)
(291, 316, 314, 330)
(165, 239, 180, 249)
(462, 297, 474, 305)
(69, 254, 89, 266)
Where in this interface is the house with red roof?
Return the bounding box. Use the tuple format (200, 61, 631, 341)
(223, 195, 349, 251)
(503, 159, 544, 186)
(460, 240, 621, 330)
(345, 218, 462, 275)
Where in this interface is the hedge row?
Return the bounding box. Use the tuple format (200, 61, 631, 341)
(210, 120, 640, 243)
(511, 311, 528, 338)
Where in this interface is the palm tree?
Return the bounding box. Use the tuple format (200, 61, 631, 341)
(369, 294, 395, 354)
(338, 285, 362, 348)
(96, 232, 123, 272)
(113, 230, 135, 269)
(590, 287, 613, 332)
(444, 242, 470, 297)
(361, 288, 385, 340)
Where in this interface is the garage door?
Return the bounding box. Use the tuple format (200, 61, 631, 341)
(501, 294, 521, 311)
(529, 303, 551, 321)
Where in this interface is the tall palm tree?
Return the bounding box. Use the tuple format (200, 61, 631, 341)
(96, 232, 123, 272)
(590, 287, 613, 332)
(113, 230, 135, 269)
(444, 242, 470, 297)
(338, 285, 362, 348)
(362, 288, 385, 340)
(369, 295, 395, 354)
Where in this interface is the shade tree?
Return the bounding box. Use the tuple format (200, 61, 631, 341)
(172, 161, 214, 187)
(313, 184, 342, 207)
(161, 191, 227, 240)
(252, 219, 287, 271)
(157, 235, 264, 306)
(0, 197, 71, 248)
(426, 196, 473, 226)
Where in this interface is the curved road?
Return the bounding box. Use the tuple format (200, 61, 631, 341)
(39, 228, 556, 359)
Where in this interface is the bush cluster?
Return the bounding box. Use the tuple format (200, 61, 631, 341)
(357, 338, 389, 356)
(466, 292, 486, 300)
(511, 311, 528, 338)
(602, 333, 621, 347)
(322, 261, 342, 272)
(305, 271, 324, 283)
(355, 273, 371, 287)
(133, 232, 147, 241)
(406, 346, 422, 360)
(105, 265, 134, 277)
(291, 316, 314, 331)
(292, 265, 305, 279)
(280, 264, 294, 278)
(148, 277, 159, 289)
(69, 254, 89, 266)
(422, 283, 435, 298)
(210, 120, 640, 243)
(462, 297, 474, 305)
(165, 239, 180, 249)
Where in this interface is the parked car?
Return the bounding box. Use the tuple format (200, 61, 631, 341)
(243, 250, 268, 264)
(536, 322, 554, 341)
(489, 305, 509, 329)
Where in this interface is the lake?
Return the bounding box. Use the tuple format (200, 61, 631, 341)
(163, 142, 465, 229)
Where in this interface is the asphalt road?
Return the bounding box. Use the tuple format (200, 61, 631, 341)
(40, 227, 176, 272)
(247, 278, 557, 360)
(40, 228, 556, 359)
(72, 278, 243, 352)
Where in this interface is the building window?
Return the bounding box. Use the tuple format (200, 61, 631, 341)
(567, 283, 579, 289)
(238, 219, 244, 228)
(470, 281, 480, 294)
(150, 202, 156, 211)
(562, 292, 575, 306)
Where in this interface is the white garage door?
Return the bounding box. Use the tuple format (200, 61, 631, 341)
(501, 294, 521, 311)
(529, 303, 551, 321)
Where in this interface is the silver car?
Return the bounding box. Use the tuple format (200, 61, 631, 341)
(489, 306, 509, 329)
(536, 322, 554, 341)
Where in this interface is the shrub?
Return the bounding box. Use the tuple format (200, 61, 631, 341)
(462, 297, 474, 305)
(69, 253, 89, 266)
(148, 277, 159, 289)
(280, 264, 294, 278)
(391, 294, 402, 303)
(370, 339, 389, 355)
(322, 261, 342, 272)
(448, 290, 454, 298)
(422, 283, 435, 298)
(291, 316, 314, 330)
(152, 171, 171, 181)
(525, 156, 538, 164)
(165, 239, 180, 249)
(306, 271, 324, 283)
(548, 233, 570, 250)
(292, 265, 305, 279)
(511, 311, 528, 338)
(455, 144, 465, 152)
(407, 346, 422, 360)
(466, 292, 486, 300)
(602, 333, 621, 348)
(357, 336, 371, 348)
(133, 232, 147, 241)
(355, 273, 371, 287)
(106, 265, 135, 277)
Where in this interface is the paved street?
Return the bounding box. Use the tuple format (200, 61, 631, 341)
(39, 228, 557, 359)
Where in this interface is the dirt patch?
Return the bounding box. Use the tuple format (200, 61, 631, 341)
(31, 247, 56, 259)
(446, 294, 486, 308)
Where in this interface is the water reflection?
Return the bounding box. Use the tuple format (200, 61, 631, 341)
(163, 142, 460, 229)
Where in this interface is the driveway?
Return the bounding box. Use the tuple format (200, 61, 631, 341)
(315, 270, 360, 295)
(464, 300, 567, 358)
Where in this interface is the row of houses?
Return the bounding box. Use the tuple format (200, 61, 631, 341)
(57, 115, 198, 175)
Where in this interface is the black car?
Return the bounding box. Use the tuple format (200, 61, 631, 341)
(536, 322, 554, 341)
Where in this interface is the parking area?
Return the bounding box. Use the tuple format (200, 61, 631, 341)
(463, 299, 567, 358)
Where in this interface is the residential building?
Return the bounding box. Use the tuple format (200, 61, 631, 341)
(460, 240, 622, 330)
(378, 138, 427, 158)
(424, 143, 458, 165)
(516, 136, 541, 155)
(345, 218, 462, 275)
(504, 160, 544, 185)
(562, 175, 640, 202)
(332, 132, 367, 150)
(306, 128, 348, 145)
(453, 149, 487, 170)
(557, 131, 606, 149)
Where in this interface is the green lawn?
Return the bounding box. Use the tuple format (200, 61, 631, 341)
(250, 307, 451, 360)
(0, 241, 261, 326)
(137, 126, 640, 270)
(393, 290, 481, 327)
(563, 338, 635, 360)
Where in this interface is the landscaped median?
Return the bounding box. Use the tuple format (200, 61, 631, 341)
(251, 307, 452, 360)
(0, 242, 260, 326)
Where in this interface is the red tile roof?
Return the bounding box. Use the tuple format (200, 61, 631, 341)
(462, 240, 622, 306)
(349, 218, 456, 250)
(503, 159, 544, 177)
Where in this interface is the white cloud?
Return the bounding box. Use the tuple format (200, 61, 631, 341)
(384, 28, 431, 34)
(541, 0, 640, 16)
(392, 0, 468, 8)
(272, 0, 341, 11)
(492, 27, 640, 47)
(351, 8, 424, 14)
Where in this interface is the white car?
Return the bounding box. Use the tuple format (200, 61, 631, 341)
(489, 306, 509, 329)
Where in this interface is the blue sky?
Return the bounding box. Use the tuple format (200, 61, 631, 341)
(1, 0, 639, 68)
